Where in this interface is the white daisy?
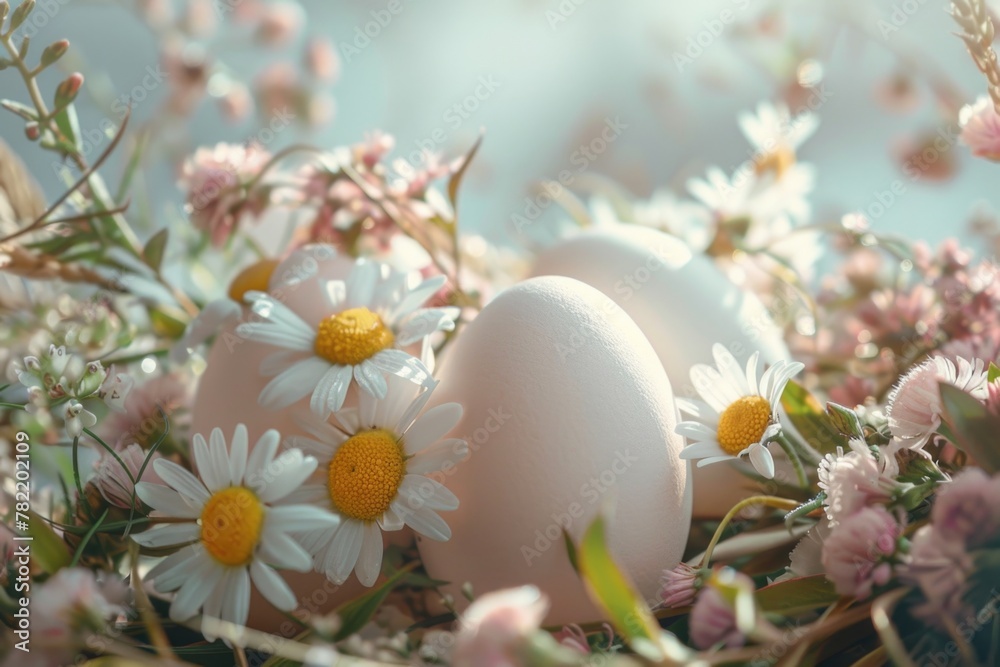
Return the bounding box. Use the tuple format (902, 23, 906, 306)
(132, 424, 338, 634)
(675, 344, 805, 479)
(737, 100, 818, 164)
(237, 258, 459, 418)
(287, 375, 468, 587)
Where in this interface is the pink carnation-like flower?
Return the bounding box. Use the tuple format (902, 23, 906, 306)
(899, 525, 974, 627)
(818, 438, 899, 528)
(453, 586, 548, 667)
(33, 568, 127, 649)
(959, 95, 1000, 161)
(822, 506, 902, 599)
(180, 143, 272, 246)
(93, 442, 165, 510)
(689, 573, 750, 650)
(930, 468, 1000, 547)
(885, 356, 988, 454)
(660, 562, 701, 609)
(99, 374, 189, 448)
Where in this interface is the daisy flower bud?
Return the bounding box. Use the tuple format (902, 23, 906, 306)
(821, 506, 903, 599)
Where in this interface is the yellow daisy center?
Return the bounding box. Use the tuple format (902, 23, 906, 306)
(227, 258, 279, 302)
(314, 307, 395, 366)
(200, 487, 264, 566)
(716, 395, 771, 455)
(754, 145, 795, 179)
(328, 429, 405, 521)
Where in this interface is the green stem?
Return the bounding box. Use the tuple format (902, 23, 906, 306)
(776, 431, 810, 490)
(700, 495, 800, 566)
(70, 508, 108, 567)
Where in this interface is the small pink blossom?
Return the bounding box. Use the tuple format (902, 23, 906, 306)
(552, 624, 590, 654)
(689, 572, 751, 650)
(305, 36, 340, 82)
(900, 525, 974, 627)
(33, 568, 128, 650)
(660, 562, 701, 608)
(99, 374, 189, 448)
(180, 143, 271, 247)
(255, 2, 303, 47)
(94, 442, 165, 510)
(453, 586, 548, 667)
(930, 468, 1000, 547)
(885, 356, 988, 454)
(821, 506, 902, 599)
(818, 439, 900, 528)
(959, 95, 1000, 161)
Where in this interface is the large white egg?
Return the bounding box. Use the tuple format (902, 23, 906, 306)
(531, 225, 791, 518)
(417, 276, 691, 625)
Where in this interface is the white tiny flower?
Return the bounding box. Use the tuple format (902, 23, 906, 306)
(63, 400, 97, 439)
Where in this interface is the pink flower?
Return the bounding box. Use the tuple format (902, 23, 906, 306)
(93, 442, 165, 510)
(899, 525, 974, 626)
(255, 2, 303, 47)
(551, 624, 590, 654)
(180, 143, 271, 247)
(33, 568, 127, 650)
(821, 506, 902, 599)
(689, 571, 751, 650)
(453, 586, 548, 667)
(660, 562, 701, 608)
(885, 356, 988, 454)
(99, 374, 189, 448)
(930, 468, 1000, 547)
(818, 439, 899, 528)
(306, 37, 340, 82)
(959, 96, 1000, 161)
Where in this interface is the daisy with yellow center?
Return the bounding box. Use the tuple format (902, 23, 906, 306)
(237, 258, 459, 418)
(675, 344, 804, 479)
(287, 375, 468, 586)
(131, 425, 338, 635)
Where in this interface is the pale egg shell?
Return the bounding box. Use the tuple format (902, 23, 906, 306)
(188, 246, 403, 631)
(531, 225, 791, 518)
(416, 276, 692, 625)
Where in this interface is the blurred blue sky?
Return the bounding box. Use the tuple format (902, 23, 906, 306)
(2, 0, 995, 254)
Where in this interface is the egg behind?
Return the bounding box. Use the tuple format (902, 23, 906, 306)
(531, 225, 791, 517)
(417, 276, 692, 625)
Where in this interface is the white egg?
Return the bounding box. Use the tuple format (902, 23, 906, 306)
(417, 276, 691, 625)
(531, 225, 791, 517)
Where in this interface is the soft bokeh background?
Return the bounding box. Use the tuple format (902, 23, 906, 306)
(2, 0, 994, 254)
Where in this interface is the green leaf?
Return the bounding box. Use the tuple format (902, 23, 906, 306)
(989, 362, 1000, 383)
(52, 103, 82, 155)
(781, 380, 847, 455)
(577, 513, 662, 654)
(24, 510, 71, 573)
(1, 98, 37, 121)
(826, 402, 864, 440)
(939, 383, 1000, 474)
(756, 574, 839, 616)
(562, 528, 579, 574)
(143, 228, 169, 271)
(446, 132, 483, 221)
(8, 0, 34, 31)
(333, 561, 418, 641)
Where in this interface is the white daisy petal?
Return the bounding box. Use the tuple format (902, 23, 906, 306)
(250, 560, 297, 612)
(258, 530, 313, 572)
(246, 430, 281, 483)
(264, 505, 339, 534)
(208, 428, 232, 489)
(404, 507, 451, 541)
(136, 482, 202, 518)
(354, 361, 388, 400)
(169, 556, 219, 622)
(260, 359, 330, 411)
(395, 308, 460, 346)
(747, 443, 776, 479)
(324, 520, 364, 584)
(221, 567, 251, 628)
(147, 545, 201, 590)
(713, 344, 749, 395)
(405, 439, 468, 473)
(229, 424, 249, 486)
(378, 507, 405, 531)
(191, 434, 216, 490)
(257, 451, 318, 503)
(403, 403, 462, 454)
(371, 348, 430, 385)
(311, 365, 352, 416)
(355, 522, 384, 587)
(260, 350, 307, 377)
(132, 522, 200, 548)
(389, 274, 446, 320)
(152, 459, 210, 503)
(325, 280, 347, 310)
(675, 422, 719, 442)
(746, 352, 760, 395)
(697, 455, 736, 467)
(679, 441, 726, 459)
(346, 260, 379, 307)
(399, 475, 459, 511)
